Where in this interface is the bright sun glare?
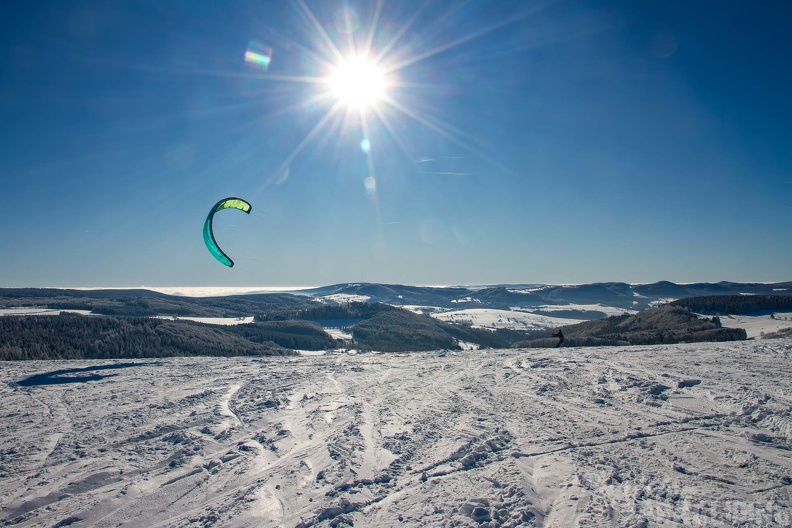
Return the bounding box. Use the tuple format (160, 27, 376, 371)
(257, 1, 503, 184)
(327, 57, 387, 108)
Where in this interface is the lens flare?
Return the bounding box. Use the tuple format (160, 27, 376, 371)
(360, 138, 371, 153)
(245, 41, 272, 70)
(364, 176, 377, 199)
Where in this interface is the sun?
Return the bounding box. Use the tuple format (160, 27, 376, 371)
(327, 57, 388, 109)
(258, 2, 517, 185)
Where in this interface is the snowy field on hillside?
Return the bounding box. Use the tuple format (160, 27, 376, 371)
(716, 312, 792, 339)
(0, 308, 94, 317)
(2, 340, 791, 527)
(153, 316, 256, 326)
(428, 304, 634, 332)
(430, 308, 582, 331)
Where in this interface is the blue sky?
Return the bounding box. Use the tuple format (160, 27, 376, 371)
(1, 0, 790, 287)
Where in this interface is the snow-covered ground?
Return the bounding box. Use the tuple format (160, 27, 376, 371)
(2, 339, 791, 527)
(324, 328, 354, 341)
(319, 294, 372, 304)
(0, 308, 94, 317)
(426, 304, 635, 332)
(716, 312, 792, 339)
(153, 316, 256, 326)
(431, 308, 582, 331)
(520, 304, 634, 318)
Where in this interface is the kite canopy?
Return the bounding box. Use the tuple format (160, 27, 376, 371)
(203, 197, 252, 267)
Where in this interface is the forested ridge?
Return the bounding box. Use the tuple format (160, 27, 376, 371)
(258, 301, 517, 351)
(0, 315, 294, 360)
(515, 305, 747, 348)
(670, 295, 792, 314)
(0, 288, 315, 318)
(0, 302, 524, 359)
(226, 321, 337, 350)
(0, 290, 763, 359)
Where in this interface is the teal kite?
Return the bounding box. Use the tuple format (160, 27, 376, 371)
(203, 197, 252, 267)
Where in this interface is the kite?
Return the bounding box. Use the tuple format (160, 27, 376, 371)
(203, 197, 252, 267)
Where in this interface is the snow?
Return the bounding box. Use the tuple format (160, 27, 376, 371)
(324, 328, 353, 341)
(2, 339, 791, 527)
(716, 312, 792, 339)
(427, 304, 634, 333)
(431, 308, 583, 331)
(154, 316, 255, 326)
(519, 303, 634, 318)
(0, 308, 94, 317)
(649, 297, 678, 307)
(320, 294, 372, 303)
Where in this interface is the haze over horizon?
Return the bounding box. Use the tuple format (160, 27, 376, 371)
(2, 0, 790, 288)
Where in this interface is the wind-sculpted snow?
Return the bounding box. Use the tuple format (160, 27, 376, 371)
(1, 340, 791, 527)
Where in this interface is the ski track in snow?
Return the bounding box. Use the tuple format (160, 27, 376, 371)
(1, 340, 791, 527)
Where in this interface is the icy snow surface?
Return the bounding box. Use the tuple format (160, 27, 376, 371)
(2, 340, 791, 527)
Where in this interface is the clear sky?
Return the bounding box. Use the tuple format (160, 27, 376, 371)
(1, 0, 790, 288)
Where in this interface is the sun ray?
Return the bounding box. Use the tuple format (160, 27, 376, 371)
(385, 3, 555, 74)
(256, 91, 336, 121)
(88, 58, 332, 85)
(268, 100, 344, 184)
(295, 0, 346, 64)
(326, 107, 361, 168)
(257, 23, 340, 72)
(371, 105, 421, 167)
(372, 0, 432, 65)
(380, 95, 512, 174)
(381, 96, 482, 155)
(246, 73, 326, 84)
(338, 107, 362, 146)
(363, 0, 385, 59)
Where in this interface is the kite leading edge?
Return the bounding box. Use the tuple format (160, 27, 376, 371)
(203, 197, 252, 267)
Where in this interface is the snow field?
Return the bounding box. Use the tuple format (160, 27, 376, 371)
(716, 311, 792, 339)
(430, 308, 581, 331)
(0, 339, 790, 527)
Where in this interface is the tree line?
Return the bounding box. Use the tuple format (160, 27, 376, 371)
(514, 305, 747, 348)
(670, 295, 792, 314)
(0, 314, 294, 361)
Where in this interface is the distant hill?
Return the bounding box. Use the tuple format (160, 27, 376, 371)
(0, 314, 293, 360)
(539, 283, 639, 309)
(2, 284, 786, 358)
(2, 281, 790, 315)
(298, 283, 472, 306)
(0, 301, 524, 359)
(514, 305, 747, 348)
(295, 281, 792, 310)
(0, 288, 316, 318)
(466, 287, 551, 308)
(259, 302, 514, 352)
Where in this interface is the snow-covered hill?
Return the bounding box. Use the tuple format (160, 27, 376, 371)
(2, 339, 790, 527)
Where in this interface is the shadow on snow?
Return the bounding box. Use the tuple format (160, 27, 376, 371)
(17, 362, 161, 387)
